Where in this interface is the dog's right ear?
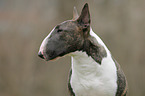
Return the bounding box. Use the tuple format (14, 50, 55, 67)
(72, 6, 79, 20)
(77, 3, 90, 28)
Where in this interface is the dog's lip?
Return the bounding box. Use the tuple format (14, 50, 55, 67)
(43, 55, 60, 61)
(43, 56, 49, 61)
(41, 52, 56, 61)
(43, 51, 64, 61)
(42, 54, 50, 61)
(38, 51, 49, 61)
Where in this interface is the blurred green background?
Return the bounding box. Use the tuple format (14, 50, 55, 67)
(0, 0, 145, 96)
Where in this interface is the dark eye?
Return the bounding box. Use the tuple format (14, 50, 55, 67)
(57, 29, 63, 33)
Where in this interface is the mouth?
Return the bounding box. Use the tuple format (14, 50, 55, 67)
(38, 51, 44, 59)
(38, 51, 63, 61)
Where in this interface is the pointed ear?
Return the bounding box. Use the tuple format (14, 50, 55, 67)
(72, 6, 79, 20)
(77, 3, 91, 28)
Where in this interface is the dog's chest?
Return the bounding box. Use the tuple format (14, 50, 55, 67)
(70, 52, 117, 96)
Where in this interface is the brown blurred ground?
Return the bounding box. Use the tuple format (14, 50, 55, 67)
(0, 0, 145, 96)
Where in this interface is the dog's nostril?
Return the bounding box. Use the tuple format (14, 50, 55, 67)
(38, 51, 44, 59)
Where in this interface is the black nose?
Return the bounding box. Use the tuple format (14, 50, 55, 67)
(38, 51, 44, 59)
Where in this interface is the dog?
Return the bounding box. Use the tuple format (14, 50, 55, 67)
(38, 3, 128, 96)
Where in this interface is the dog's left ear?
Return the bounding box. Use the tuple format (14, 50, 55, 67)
(72, 6, 79, 20)
(77, 3, 91, 29)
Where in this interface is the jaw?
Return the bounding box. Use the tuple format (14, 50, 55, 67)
(41, 54, 59, 61)
(42, 52, 58, 61)
(41, 50, 68, 61)
(42, 48, 81, 61)
(46, 56, 61, 61)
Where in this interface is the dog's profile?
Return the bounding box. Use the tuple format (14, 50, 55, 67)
(38, 3, 128, 96)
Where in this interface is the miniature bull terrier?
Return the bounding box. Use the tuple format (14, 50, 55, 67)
(38, 3, 128, 96)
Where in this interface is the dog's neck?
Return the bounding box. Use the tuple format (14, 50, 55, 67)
(71, 51, 100, 77)
(70, 28, 116, 78)
(70, 29, 117, 96)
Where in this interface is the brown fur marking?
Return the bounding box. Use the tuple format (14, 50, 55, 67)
(113, 58, 128, 96)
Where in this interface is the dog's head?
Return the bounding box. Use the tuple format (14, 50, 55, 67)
(38, 3, 91, 61)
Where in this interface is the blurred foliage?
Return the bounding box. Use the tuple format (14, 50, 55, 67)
(0, 0, 145, 96)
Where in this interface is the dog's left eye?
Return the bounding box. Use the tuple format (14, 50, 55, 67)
(57, 29, 63, 33)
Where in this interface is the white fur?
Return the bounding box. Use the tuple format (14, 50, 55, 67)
(39, 27, 55, 53)
(70, 29, 117, 96)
